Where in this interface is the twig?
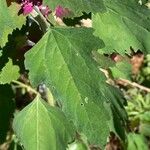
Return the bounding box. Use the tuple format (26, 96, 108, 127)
(117, 78, 150, 93)
(12, 80, 39, 95)
(100, 68, 150, 93)
(33, 6, 50, 33)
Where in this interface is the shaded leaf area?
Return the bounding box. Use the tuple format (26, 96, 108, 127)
(0, 1, 26, 47)
(0, 84, 15, 144)
(8, 141, 23, 150)
(25, 27, 127, 147)
(0, 28, 27, 73)
(0, 20, 42, 74)
(43, 0, 106, 16)
(93, 0, 150, 54)
(13, 95, 75, 150)
(63, 12, 91, 27)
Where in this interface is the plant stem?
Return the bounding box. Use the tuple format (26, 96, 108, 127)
(117, 78, 150, 93)
(12, 80, 39, 95)
(33, 6, 50, 33)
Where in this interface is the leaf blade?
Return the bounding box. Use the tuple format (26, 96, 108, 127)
(25, 27, 127, 147)
(0, 2, 26, 47)
(13, 95, 75, 150)
(93, 0, 150, 54)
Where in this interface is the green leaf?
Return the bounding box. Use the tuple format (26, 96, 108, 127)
(92, 51, 132, 80)
(140, 123, 150, 137)
(68, 134, 89, 150)
(68, 141, 89, 150)
(127, 133, 149, 150)
(92, 51, 115, 69)
(0, 84, 15, 144)
(25, 27, 127, 147)
(139, 111, 150, 137)
(13, 95, 75, 150)
(109, 60, 132, 80)
(0, 2, 26, 47)
(43, 0, 106, 16)
(0, 59, 20, 84)
(93, 0, 150, 54)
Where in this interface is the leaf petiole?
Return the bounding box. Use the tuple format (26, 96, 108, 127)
(12, 80, 39, 95)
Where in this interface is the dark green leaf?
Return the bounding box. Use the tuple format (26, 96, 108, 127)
(25, 27, 127, 147)
(93, 0, 150, 54)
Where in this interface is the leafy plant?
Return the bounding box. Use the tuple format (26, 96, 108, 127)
(1, 0, 150, 149)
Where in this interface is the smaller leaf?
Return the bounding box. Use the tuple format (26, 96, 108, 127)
(0, 59, 20, 84)
(0, 1, 26, 47)
(13, 95, 75, 150)
(140, 123, 150, 137)
(127, 133, 149, 150)
(109, 61, 132, 80)
(92, 51, 132, 80)
(68, 134, 89, 150)
(68, 141, 89, 150)
(92, 51, 115, 69)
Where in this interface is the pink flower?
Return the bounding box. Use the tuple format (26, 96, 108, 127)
(55, 5, 70, 18)
(39, 5, 51, 17)
(21, 0, 51, 16)
(22, 2, 33, 15)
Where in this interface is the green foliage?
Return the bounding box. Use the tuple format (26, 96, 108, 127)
(0, 59, 20, 84)
(0, 1, 26, 47)
(93, 0, 150, 54)
(136, 54, 150, 84)
(13, 95, 75, 150)
(127, 133, 149, 150)
(2, 0, 150, 149)
(93, 51, 132, 80)
(110, 61, 132, 80)
(125, 71, 150, 138)
(25, 27, 108, 146)
(43, 0, 105, 16)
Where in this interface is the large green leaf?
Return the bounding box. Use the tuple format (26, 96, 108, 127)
(0, 59, 20, 84)
(25, 27, 127, 147)
(0, 84, 15, 144)
(93, 0, 150, 54)
(43, 0, 106, 16)
(0, 1, 26, 47)
(13, 95, 75, 150)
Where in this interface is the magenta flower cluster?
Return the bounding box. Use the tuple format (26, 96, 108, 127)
(21, 0, 50, 16)
(21, 0, 70, 18)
